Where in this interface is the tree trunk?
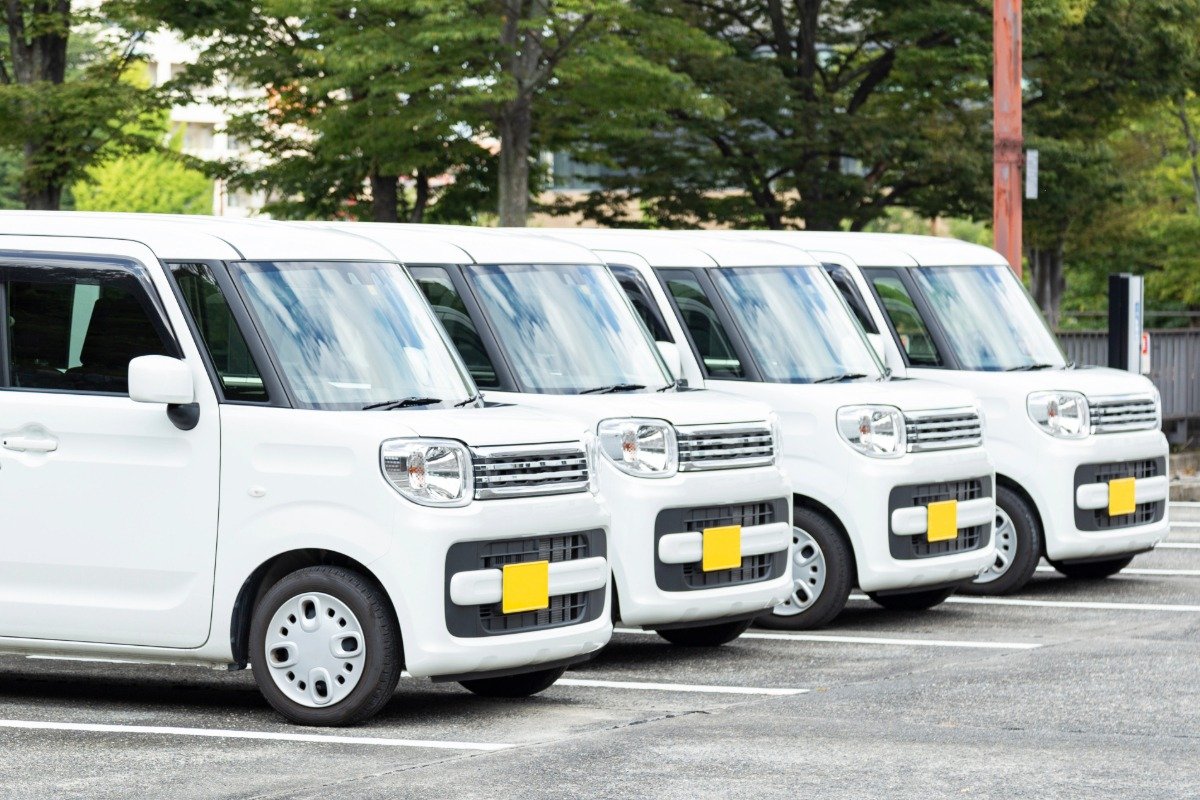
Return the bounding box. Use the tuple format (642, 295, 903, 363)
(497, 95, 533, 227)
(369, 171, 399, 223)
(1028, 244, 1065, 328)
(1175, 95, 1200, 218)
(409, 169, 429, 223)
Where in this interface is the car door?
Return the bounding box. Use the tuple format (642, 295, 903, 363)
(0, 250, 220, 648)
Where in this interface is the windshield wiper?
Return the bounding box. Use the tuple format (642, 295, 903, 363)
(362, 396, 442, 410)
(655, 381, 678, 392)
(579, 383, 646, 395)
(812, 372, 868, 384)
(453, 393, 482, 408)
(1005, 363, 1056, 372)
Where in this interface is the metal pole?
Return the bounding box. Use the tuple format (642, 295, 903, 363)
(994, 0, 1023, 277)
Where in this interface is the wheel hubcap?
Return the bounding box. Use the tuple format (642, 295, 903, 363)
(974, 506, 1016, 584)
(264, 592, 366, 708)
(773, 527, 826, 617)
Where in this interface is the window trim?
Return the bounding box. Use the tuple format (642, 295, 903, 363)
(652, 267, 763, 382)
(861, 266, 961, 370)
(163, 260, 289, 407)
(407, 263, 520, 393)
(0, 252, 185, 397)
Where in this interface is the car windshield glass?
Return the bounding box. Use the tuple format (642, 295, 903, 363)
(231, 260, 475, 409)
(464, 263, 672, 394)
(709, 266, 884, 383)
(911, 265, 1066, 371)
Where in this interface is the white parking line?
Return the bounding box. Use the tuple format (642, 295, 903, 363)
(1173, 521, 1200, 529)
(1036, 565, 1200, 577)
(0, 719, 512, 750)
(1159, 543, 1200, 550)
(612, 626, 1038, 650)
(556, 678, 806, 696)
(849, 594, 1200, 612)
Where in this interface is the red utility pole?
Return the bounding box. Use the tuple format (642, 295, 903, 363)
(994, 0, 1023, 277)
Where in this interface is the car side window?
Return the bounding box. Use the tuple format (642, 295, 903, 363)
(661, 271, 745, 379)
(171, 263, 269, 402)
(410, 266, 501, 389)
(609, 265, 673, 342)
(822, 263, 879, 334)
(4, 267, 172, 394)
(868, 272, 943, 367)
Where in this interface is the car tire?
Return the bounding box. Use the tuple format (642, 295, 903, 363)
(867, 587, 955, 611)
(459, 666, 566, 698)
(961, 485, 1041, 596)
(655, 618, 753, 647)
(1047, 555, 1135, 580)
(249, 565, 402, 727)
(755, 506, 853, 631)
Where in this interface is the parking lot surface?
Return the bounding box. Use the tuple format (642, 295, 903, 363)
(2, 504, 1198, 799)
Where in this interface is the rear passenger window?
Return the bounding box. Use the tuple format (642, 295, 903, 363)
(662, 272, 745, 379)
(5, 269, 171, 394)
(869, 273, 942, 367)
(172, 263, 269, 402)
(410, 266, 501, 389)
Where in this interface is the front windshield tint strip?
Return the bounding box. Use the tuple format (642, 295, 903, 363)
(708, 266, 883, 384)
(865, 270, 944, 368)
(410, 266, 504, 390)
(229, 260, 476, 410)
(461, 263, 672, 395)
(658, 269, 748, 380)
(911, 266, 1066, 372)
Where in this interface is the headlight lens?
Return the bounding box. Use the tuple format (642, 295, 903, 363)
(1027, 391, 1090, 439)
(836, 405, 906, 458)
(380, 438, 473, 506)
(597, 418, 678, 477)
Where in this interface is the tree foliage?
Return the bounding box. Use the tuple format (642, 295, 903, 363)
(72, 143, 212, 214)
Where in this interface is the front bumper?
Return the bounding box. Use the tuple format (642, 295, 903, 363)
(372, 492, 613, 680)
(602, 463, 793, 628)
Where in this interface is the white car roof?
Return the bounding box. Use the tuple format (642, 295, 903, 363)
(728, 231, 1007, 268)
(0, 211, 395, 262)
(530, 227, 821, 268)
(330, 222, 605, 265)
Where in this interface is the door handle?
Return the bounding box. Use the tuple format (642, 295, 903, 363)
(2, 435, 58, 453)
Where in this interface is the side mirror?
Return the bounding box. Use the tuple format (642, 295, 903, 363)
(656, 341, 682, 379)
(129, 356, 199, 430)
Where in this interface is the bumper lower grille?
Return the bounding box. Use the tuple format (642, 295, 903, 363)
(653, 498, 789, 592)
(904, 407, 983, 453)
(888, 476, 993, 560)
(471, 443, 589, 499)
(1074, 457, 1167, 531)
(443, 529, 606, 638)
(1088, 394, 1159, 434)
(676, 423, 774, 471)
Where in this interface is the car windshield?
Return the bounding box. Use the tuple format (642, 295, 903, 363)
(464, 263, 672, 394)
(709, 266, 884, 383)
(231, 260, 475, 409)
(911, 265, 1067, 371)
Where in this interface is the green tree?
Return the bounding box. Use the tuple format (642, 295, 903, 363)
(72, 143, 212, 214)
(0, 2, 159, 209)
(0, 147, 21, 209)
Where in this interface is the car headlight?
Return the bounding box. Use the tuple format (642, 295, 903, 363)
(380, 438, 473, 506)
(1027, 391, 1090, 439)
(836, 405, 906, 458)
(597, 418, 678, 478)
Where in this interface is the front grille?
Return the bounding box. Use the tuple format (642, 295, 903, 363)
(471, 442, 588, 499)
(653, 498, 789, 592)
(1088, 394, 1159, 434)
(1074, 457, 1167, 531)
(888, 476, 993, 560)
(904, 407, 983, 452)
(443, 529, 606, 638)
(676, 423, 774, 471)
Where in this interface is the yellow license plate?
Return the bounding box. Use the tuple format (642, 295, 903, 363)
(1108, 477, 1137, 516)
(501, 560, 550, 614)
(926, 499, 959, 542)
(702, 525, 742, 572)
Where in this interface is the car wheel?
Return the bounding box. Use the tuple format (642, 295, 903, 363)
(961, 485, 1041, 596)
(459, 666, 566, 698)
(867, 587, 954, 611)
(655, 618, 753, 647)
(755, 507, 852, 630)
(1047, 555, 1136, 580)
(249, 565, 402, 726)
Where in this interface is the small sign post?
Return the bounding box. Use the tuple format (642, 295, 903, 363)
(1025, 149, 1038, 200)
